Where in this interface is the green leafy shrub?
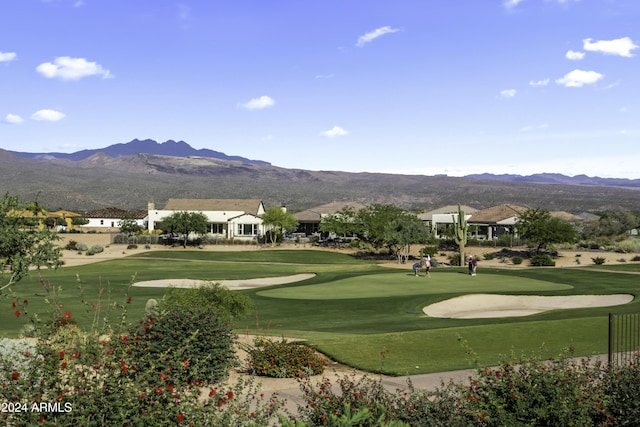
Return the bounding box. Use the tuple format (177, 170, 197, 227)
(483, 253, 495, 260)
(511, 256, 522, 265)
(162, 283, 253, 322)
(127, 244, 138, 250)
(247, 337, 325, 378)
(632, 255, 640, 262)
(616, 239, 639, 253)
(529, 254, 555, 266)
(449, 253, 462, 266)
(64, 240, 78, 250)
(592, 256, 606, 265)
(419, 246, 438, 257)
(75, 242, 88, 251)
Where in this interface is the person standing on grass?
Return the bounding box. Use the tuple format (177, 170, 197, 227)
(472, 256, 477, 276)
(412, 261, 421, 276)
(468, 256, 474, 276)
(424, 254, 431, 278)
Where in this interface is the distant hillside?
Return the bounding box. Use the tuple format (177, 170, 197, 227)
(465, 173, 640, 188)
(0, 149, 638, 214)
(9, 138, 270, 166)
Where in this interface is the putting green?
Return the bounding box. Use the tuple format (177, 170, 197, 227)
(257, 272, 573, 300)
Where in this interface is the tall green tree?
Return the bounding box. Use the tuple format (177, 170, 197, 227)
(160, 211, 209, 248)
(0, 193, 62, 293)
(517, 208, 577, 254)
(356, 204, 405, 250)
(319, 206, 362, 237)
(261, 207, 299, 246)
(383, 213, 430, 263)
(119, 215, 143, 236)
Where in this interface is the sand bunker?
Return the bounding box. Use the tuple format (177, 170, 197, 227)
(133, 273, 315, 290)
(423, 293, 634, 319)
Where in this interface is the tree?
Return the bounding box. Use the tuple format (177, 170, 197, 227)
(319, 206, 362, 238)
(382, 213, 430, 263)
(582, 211, 639, 238)
(0, 193, 62, 293)
(517, 208, 577, 254)
(160, 211, 209, 248)
(119, 215, 143, 237)
(356, 204, 405, 251)
(261, 207, 299, 247)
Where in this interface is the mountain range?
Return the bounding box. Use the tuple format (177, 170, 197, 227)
(2, 139, 639, 213)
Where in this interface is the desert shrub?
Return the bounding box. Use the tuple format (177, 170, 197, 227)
(483, 253, 495, 260)
(449, 253, 462, 266)
(144, 244, 151, 249)
(75, 242, 88, 251)
(632, 255, 640, 262)
(605, 355, 640, 425)
(126, 305, 238, 385)
(90, 244, 104, 254)
(529, 254, 555, 266)
(616, 239, 639, 253)
(162, 283, 253, 322)
(64, 240, 78, 250)
(511, 256, 523, 265)
(247, 337, 325, 378)
(592, 256, 606, 265)
(127, 244, 138, 250)
(112, 233, 127, 244)
(459, 352, 609, 427)
(419, 246, 438, 257)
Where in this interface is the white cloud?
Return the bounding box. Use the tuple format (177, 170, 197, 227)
(321, 126, 348, 138)
(529, 78, 550, 87)
(315, 73, 335, 79)
(0, 52, 17, 63)
(583, 37, 638, 58)
(31, 109, 66, 121)
(355, 26, 400, 47)
(500, 89, 517, 98)
(556, 69, 604, 87)
(565, 50, 585, 60)
(503, 0, 525, 10)
(4, 114, 24, 124)
(36, 56, 113, 80)
(237, 95, 275, 110)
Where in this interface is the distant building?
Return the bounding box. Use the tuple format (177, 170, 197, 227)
(293, 201, 366, 235)
(81, 207, 147, 231)
(147, 198, 266, 240)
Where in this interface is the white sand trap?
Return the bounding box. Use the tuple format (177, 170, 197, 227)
(133, 273, 315, 290)
(423, 293, 634, 319)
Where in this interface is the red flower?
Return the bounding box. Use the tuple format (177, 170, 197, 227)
(166, 384, 175, 392)
(39, 415, 45, 423)
(14, 310, 21, 317)
(24, 350, 31, 357)
(12, 301, 17, 308)
(209, 388, 217, 397)
(155, 387, 163, 394)
(139, 392, 145, 399)
(63, 311, 72, 319)
(71, 351, 80, 358)
(217, 398, 227, 408)
(126, 296, 132, 304)
(23, 299, 28, 306)
(59, 351, 65, 360)
(120, 335, 127, 343)
(61, 362, 67, 369)
(227, 391, 234, 400)
(11, 371, 20, 380)
(160, 373, 167, 381)
(177, 413, 184, 423)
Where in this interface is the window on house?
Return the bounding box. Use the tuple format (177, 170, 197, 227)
(237, 224, 258, 236)
(100, 220, 104, 225)
(211, 223, 224, 234)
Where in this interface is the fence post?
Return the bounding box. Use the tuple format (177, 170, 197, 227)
(608, 313, 614, 367)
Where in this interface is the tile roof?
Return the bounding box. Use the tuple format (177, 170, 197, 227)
(294, 201, 366, 222)
(162, 198, 263, 215)
(468, 204, 527, 223)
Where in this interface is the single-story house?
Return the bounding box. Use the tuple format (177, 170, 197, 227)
(147, 198, 266, 240)
(467, 204, 528, 240)
(81, 208, 148, 231)
(293, 201, 366, 235)
(419, 205, 478, 238)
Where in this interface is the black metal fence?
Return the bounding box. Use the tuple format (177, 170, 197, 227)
(608, 312, 640, 367)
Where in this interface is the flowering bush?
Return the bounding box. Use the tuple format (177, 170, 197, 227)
(247, 336, 326, 378)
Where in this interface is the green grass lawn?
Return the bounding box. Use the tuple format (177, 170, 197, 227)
(3, 249, 640, 376)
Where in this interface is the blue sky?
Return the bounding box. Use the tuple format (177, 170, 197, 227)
(1, 0, 638, 178)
